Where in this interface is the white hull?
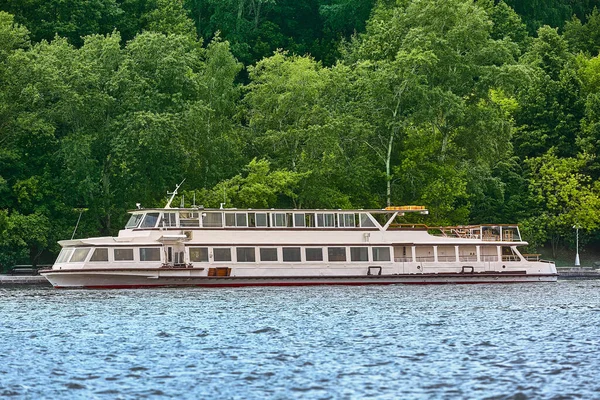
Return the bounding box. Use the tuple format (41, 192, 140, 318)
(41, 268, 558, 288)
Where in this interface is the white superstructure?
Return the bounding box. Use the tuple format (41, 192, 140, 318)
(40, 202, 558, 288)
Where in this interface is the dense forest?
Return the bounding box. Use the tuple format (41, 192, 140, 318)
(1, 0, 600, 268)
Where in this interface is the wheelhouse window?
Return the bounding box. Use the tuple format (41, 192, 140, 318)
(140, 213, 159, 228)
(203, 212, 223, 228)
(189, 247, 209, 262)
(283, 247, 301, 262)
(339, 214, 356, 228)
(56, 249, 73, 263)
(350, 247, 368, 262)
(260, 248, 278, 261)
(236, 247, 256, 262)
(90, 248, 109, 262)
(125, 214, 143, 229)
(160, 212, 177, 228)
(305, 248, 323, 261)
(114, 248, 134, 261)
(140, 248, 161, 262)
(69, 248, 90, 263)
(328, 247, 346, 262)
(213, 248, 231, 262)
(372, 247, 391, 262)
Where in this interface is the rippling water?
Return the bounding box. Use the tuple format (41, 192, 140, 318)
(1, 281, 599, 399)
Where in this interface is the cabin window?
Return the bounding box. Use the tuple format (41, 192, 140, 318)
(328, 247, 346, 262)
(160, 212, 177, 228)
(283, 247, 301, 262)
(294, 213, 305, 227)
(255, 213, 268, 227)
(69, 248, 90, 263)
(317, 213, 335, 227)
(189, 247, 209, 262)
(179, 212, 200, 227)
(114, 248, 134, 261)
(213, 248, 231, 262)
(140, 248, 161, 262)
(350, 247, 368, 261)
(226, 213, 248, 227)
(305, 248, 323, 261)
(305, 213, 316, 227)
(260, 248, 278, 261)
(236, 247, 256, 262)
(373, 247, 391, 262)
(272, 213, 287, 227)
(203, 212, 223, 227)
(125, 214, 143, 229)
(140, 213, 159, 228)
(360, 213, 376, 228)
(339, 214, 356, 228)
(90, 248, 109, 262)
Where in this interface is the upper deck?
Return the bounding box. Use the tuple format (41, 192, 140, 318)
(123, 206, 522, 243)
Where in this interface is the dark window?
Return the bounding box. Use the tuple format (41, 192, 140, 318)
(213, 248, 231, 262)
(328, 247, 346, 262)
(90, 248, 109, 262)
(350, 247, 368, 261)
(236, 247, 256, 262)
(372, 247, 391, 261)
(260, 248, 278, 261)
(305, 248, 323, 261)
(189, 247, 209, 262)
(114, 248, 134, 261)
(140, 248, 161, 261)
(283, 247, 301, 262)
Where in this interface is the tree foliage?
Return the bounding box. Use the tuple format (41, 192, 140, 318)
(1, 0, 600, 264)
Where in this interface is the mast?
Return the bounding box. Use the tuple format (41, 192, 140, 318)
(165, 179, 186, 209)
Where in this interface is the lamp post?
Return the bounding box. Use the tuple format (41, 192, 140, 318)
(573, 225, 581, 267)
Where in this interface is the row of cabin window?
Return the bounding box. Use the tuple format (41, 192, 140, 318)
(57, 246, 391, 263)
(189, 246, 391, 263)
(129, 211, 377, 229)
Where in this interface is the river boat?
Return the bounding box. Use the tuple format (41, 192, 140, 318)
(40, 188, 558, 288)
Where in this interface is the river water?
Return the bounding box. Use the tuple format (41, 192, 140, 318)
(1, 281, 599, 399)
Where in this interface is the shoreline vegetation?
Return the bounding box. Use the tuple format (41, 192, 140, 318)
(1, 0, 599, 268)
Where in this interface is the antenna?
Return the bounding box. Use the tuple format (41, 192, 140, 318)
(192, 191, 196, 208)
(180, 195, 185, 208)
(165, 179, 186, 209)
(71, 208, 88, 240)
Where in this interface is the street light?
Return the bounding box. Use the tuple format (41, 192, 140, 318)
(573, 225, 581, 266)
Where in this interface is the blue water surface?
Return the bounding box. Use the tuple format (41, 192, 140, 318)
(1, 281, 599, 399)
